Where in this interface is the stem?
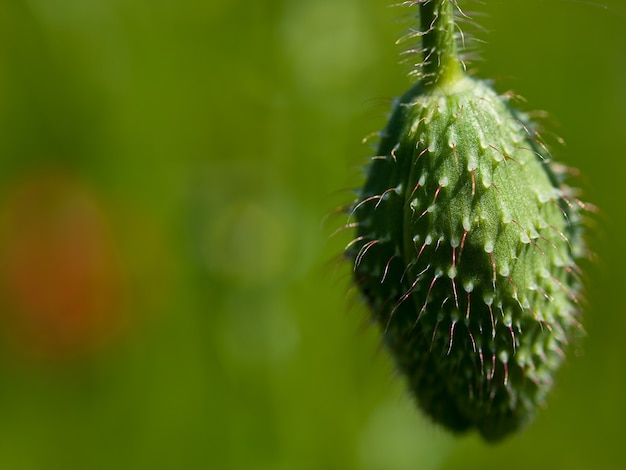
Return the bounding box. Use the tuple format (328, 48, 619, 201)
(419, 0, 462, 87)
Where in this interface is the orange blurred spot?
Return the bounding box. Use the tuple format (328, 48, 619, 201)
(0, 170, 127, 360)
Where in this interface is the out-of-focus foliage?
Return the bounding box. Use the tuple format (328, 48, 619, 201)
(0, 1, 623, 468)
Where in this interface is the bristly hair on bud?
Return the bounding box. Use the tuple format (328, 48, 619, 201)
(394, 0, 486, 81)
(345, 0, 590, 442)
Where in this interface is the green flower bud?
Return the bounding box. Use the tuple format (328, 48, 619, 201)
(348, 0, 586, 441)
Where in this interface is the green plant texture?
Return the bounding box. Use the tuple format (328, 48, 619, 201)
(348, 0, 586, 441)
(0, 1, 623, 469)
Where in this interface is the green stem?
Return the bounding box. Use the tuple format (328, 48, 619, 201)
(419, 0, 462, 87)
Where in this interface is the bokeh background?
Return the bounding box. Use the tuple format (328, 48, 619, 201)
(0, 0, 623, 468)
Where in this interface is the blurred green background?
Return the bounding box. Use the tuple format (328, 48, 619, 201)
(0, 0, 623, 468)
